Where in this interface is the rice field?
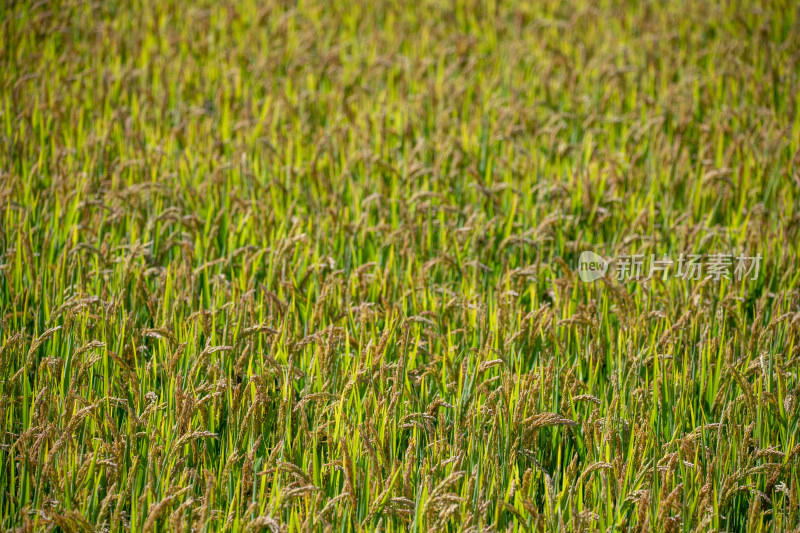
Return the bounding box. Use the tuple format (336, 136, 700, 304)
(2, 0, 800, 531)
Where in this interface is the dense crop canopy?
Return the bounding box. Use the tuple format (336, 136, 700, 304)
(1, 0, 799, 531)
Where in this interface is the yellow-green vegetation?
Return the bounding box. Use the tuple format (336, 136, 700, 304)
(2, 0, 800, 531)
